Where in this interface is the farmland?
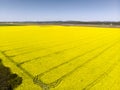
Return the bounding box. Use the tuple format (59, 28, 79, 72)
(0, 25, 120, 90)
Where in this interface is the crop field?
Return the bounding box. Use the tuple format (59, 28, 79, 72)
(0, 26, 120, 90)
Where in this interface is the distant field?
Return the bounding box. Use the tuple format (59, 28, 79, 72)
(0, 26, 120, 90)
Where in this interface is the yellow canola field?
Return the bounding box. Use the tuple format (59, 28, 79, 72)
(0, 26, 120, 90)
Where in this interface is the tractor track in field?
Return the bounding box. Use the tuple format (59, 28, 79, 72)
(0, 51, 34, 79)
(0, 39, 94, 80)
(0, 31, 119, 90)
(13, 35, 112, 66)
(6, 39, 89, 57)
(0, 38, 119, 90)
(18, 35, 117, 66)
(1, 33, 108, 57)
(3, 35, 100, 57)
(1, 35, 90, 53)
(83, 57, 120, 90)
(33, 40, 120, 90)
(82, 43, 120, 90)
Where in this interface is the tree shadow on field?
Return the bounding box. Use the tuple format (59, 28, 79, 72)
(0, 59, 22, 90)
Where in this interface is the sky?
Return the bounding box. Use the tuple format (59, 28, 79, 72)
(0, 0, 119, 21)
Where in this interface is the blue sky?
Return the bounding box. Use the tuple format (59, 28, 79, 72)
(0, 0, 119, 21)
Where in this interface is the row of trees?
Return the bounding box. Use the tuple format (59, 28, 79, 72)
(0, 21, 120, 26)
